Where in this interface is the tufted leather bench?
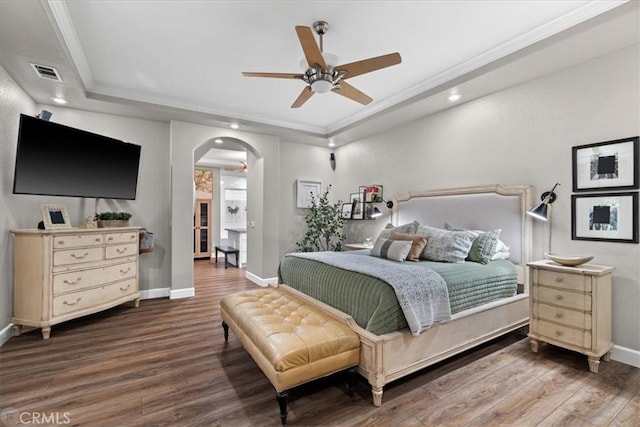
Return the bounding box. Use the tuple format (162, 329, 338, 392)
(220, 286, 360, 425)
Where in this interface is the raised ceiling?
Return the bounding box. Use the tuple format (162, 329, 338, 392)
(0, 1, 636, 146)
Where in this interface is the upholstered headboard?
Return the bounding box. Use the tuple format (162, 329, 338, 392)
(393, 184, 533, 269)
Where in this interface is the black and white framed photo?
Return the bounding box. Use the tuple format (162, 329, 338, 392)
(572, 192, 638, 243)
(572, 136, 639, 192)
(296, 179, 321, 208)
(341, 203, 353, 219)
(41, 204, 72, 230)
(350, 192, 363, 219)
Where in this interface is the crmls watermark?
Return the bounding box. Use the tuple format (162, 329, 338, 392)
(0, 408, 71, 426)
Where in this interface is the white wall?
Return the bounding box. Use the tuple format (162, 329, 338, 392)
(0, 66, 36, 335)
(332, 45, 640, 353)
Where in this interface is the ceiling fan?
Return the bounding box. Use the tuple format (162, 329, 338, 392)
(242, 21, 402, 108)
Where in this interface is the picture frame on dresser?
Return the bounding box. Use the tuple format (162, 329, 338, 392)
(40, 204, 71, 229)
(571, 192, 638, 243)
(572, 136, 639, 192)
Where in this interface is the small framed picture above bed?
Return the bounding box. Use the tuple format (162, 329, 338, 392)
(341, 202, 353, 219)
(572, 192, 638, 243)
(296, 179, 321, 208)
(350, 193, 363, 219)
(572, 136, 639, 192)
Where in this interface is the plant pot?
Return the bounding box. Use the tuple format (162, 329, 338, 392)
(97, 220, 130, 228)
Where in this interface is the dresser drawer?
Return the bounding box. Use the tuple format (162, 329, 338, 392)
(105, 232, 138, 245)
(53, 247, 103, 266)
(533, 286, 591, 311)
(536, 320, 591, 349)
(105, 243, 137, 259)
(53, 261, 137, 294)
(53, 234, 103, 249)
(52, 278, 138, 317)
(534, 303, 591, 330)
(536, 269, 591, 293)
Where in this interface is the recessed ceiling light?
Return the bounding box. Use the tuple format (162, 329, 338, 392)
(230, 122, 239, 129)
(448, 93, 462, 102)
(214, 139, 223, 144)
(52, 97, 67, 104)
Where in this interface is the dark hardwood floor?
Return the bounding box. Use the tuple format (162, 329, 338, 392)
(1, 259, 638, 426)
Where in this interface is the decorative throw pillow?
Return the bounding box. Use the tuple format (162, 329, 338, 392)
(416, 225, 475, 263)
(378, 221, 419, 239)
(390, 232, 428, 262)
(444, 223, 502, 264)
(370, 237, 412, 262)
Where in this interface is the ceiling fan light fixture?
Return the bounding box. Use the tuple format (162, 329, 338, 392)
(311, 79, 333, 93)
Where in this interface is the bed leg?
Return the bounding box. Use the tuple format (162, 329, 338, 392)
(372, 386, 383, 407)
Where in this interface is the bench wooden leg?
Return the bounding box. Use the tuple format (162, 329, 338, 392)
(347, 366, 357, 396)
(276, 391, 288, 425)
(222, 321, 229, 342)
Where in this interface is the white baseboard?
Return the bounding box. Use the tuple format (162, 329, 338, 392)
(611, 344, 640, 368)
(245, 270, 278, 287)
(170, 287, 195, 299)
(140, 288, 170, 300)
(0, 323, 14, 347)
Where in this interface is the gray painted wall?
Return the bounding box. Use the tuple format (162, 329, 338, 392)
(328, 45, 639, 352)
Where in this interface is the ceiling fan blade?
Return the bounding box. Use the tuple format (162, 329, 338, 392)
(337, 52, 401, 80)
(295, 26, 327, 69)
(332, 81, 372, 105)
(242, 72, 304, 79)
(291, 86, 314, 108)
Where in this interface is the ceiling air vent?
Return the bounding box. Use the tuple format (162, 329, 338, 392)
(30, 63, 62, 81)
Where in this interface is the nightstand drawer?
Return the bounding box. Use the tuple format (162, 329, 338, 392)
(536, 320, 591, 349)
(536, 269, 591, 292)
(534, 286, 590, 311)
(105, 243, 137, 259)
(535, 303, 591, 330)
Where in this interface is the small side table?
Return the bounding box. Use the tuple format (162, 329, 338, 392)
(344, 243, 372, 251)
(527, 260, 614, 373)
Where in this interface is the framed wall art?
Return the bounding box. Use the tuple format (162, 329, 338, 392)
(571, 192, 638, 243)
(350, 193, 363, 219)
(296, 179, 321, 208)
(572, 136, 639, 192)
(341, 203, 353, 219)
(41, 204, 72, 230)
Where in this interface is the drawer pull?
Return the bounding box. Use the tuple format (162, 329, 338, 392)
(120, 267, 131, 274)
(555, 277, 564, 283)
(116, 248, 128, 254)
(555, 330, 563, 337)
(130, 235, 135, 240)
(63, 298, 82, 306)
(555, 295, 563, 301)
(108, 237, 114, 241)
(57, 240, 66, 245)
(63, 277, 82, 285)
(554, 312, 564, 319)
(120, 284, 131, 291)
(70, 252, 89, 259)
(95, 238, 101, 242)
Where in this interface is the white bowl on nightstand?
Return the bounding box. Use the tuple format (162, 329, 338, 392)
(544, 253, 594, 266)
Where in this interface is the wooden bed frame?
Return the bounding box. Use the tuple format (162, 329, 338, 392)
(281, 184, 533, 406)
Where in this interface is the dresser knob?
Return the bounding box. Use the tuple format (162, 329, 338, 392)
(555, 312, 564, 318)
(95, 238, 101, 242)
(57, 241, 65, 245)
(555, 330, 563, 336)
(555, 295, 563, 301)
(555, 277, 564, 283)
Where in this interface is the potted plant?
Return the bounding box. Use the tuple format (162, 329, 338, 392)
(94, 211, 132, 228)
(296, 185, 346, 252)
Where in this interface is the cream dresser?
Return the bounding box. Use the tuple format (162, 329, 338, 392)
(527, 259, 613, 373)
(11, 227, 141, 339)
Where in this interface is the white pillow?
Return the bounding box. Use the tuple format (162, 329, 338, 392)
(370, 237, 412, 262)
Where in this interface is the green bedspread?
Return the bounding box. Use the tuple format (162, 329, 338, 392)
(278, 253, 517, 336)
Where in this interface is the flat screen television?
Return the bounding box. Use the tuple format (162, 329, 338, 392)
(13, 114, 141, 200)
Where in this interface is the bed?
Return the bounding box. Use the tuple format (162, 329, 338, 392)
(279, 184, 533, 406)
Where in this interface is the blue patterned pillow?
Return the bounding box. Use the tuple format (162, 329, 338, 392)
(370, 237, 412, 262)
(444, 223, 501, 264)
(416, 225, 475, 263)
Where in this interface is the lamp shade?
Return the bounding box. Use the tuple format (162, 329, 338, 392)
(527, 202, 549, 221)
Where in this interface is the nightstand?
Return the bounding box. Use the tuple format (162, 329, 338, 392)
(344, 243, 372, 251)
(527, 260, 614, 373)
